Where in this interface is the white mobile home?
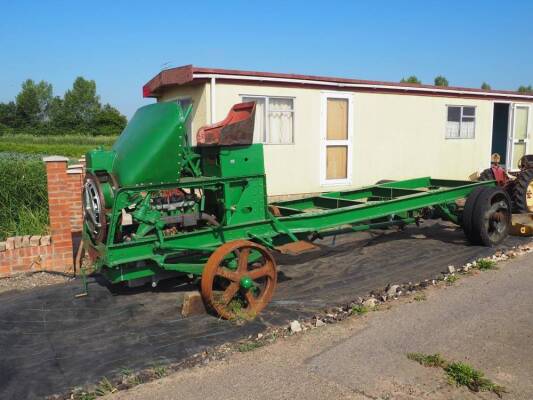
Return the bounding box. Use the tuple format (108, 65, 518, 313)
(143, 65, 533, 200)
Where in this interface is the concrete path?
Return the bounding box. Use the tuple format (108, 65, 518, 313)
(109, 250, 533, 400)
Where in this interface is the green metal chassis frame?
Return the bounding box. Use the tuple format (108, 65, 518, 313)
(84, 176, 495, 284)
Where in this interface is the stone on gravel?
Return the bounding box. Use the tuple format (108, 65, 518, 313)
(362, 298, 378, 308)
(447, 265, 456, 274)
(181, 291, 206, 317)
(386, 284, 400, 297)
(315, 319, 326, 327)
(290, 320, 302, 333)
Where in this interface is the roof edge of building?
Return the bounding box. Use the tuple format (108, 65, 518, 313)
(142, 65, 533, 102)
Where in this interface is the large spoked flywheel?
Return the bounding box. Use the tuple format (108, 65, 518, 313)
(201, 240, 277, 320)
(83, 173, 110, 242)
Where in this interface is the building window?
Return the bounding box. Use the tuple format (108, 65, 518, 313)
(241, 96, 294, 144)
(446, 106, 476, 139)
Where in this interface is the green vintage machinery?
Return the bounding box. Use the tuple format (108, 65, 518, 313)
(83, 101, 511, 319)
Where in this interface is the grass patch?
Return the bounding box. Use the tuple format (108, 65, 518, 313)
(237, 341, 265, 352)
(446, 362, 506, 397)
(446, 274, 459, 284)
(225, 297, 256, 321)
(407, 352, 446, 368)
(94, 377, 117, 396)
(74, 392, 96, 400)
(476, 259, 497, 271)
(407, 353, 506, 397)
(413, 293, 426, 301)
(351, 304, 372, 315)
(152, 363, 168, 379)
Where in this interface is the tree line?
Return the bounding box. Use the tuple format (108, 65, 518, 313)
(400, 75, 533, 93)
(0, 77, 127, 136)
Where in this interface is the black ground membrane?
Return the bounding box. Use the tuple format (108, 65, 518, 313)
(0, 221, 527, 399)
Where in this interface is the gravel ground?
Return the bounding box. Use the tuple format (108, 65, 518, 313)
(0, 272, 73, 294)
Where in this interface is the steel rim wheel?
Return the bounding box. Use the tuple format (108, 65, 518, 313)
(470, 187, 511, 246)
(83, 174, 106, 242)
(201, 240, 277, 320)
(484, 201, 510, 242)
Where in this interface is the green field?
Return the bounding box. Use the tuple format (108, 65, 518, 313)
(0, 134, 116, 158)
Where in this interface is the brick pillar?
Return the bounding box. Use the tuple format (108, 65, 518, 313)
(66, 164, 85, 232)
(43, 156, 74, 273)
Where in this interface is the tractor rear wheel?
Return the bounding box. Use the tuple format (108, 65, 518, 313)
(201, 240, 277, 320)
(462, 186, 485, 243)
(512, 168, 533, 213)
(467, 187, 511, 246)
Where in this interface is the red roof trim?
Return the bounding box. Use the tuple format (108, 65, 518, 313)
(143, 65, 533, 102)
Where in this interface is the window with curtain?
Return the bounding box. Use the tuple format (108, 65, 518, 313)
(446, 106, 476, 139)
(242, 96, 294, 144)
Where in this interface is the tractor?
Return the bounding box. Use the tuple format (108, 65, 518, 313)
(479, 153, 533, 213)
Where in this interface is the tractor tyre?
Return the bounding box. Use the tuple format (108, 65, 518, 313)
(511, 168, 533, 213)
(469, 187, 511, 247)
(479, 168, 495, 181)
(462, 187, 486, 243)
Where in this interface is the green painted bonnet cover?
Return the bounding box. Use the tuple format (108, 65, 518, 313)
(111, 102, 189, 186)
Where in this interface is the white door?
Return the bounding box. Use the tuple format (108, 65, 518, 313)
(509, 104, 531, 169)
(321, 93, 353, 185)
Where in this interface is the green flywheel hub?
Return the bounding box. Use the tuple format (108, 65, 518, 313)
(239, 276, 254, 290)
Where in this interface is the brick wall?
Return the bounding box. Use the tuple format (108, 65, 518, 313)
(0, 156, 85, 278)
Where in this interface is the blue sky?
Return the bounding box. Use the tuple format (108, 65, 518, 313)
(1, 0, 532, 118)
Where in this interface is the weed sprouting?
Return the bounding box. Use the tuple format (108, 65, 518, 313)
(351, 305, 371, 315)
(153, 365, 168, 378)
(446, 274, 459, 284)
(445, 361, 506, 397)
(406, 353, 506, 397)
(94, 377, 116, 396)
(237, 341, 265, 352)
(407, 352, 446, 368)
(476, 259, 497, 270)
(413, 293, 426, 301)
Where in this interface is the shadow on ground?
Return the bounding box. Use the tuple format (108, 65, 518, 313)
(0, 221, 527, 399)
